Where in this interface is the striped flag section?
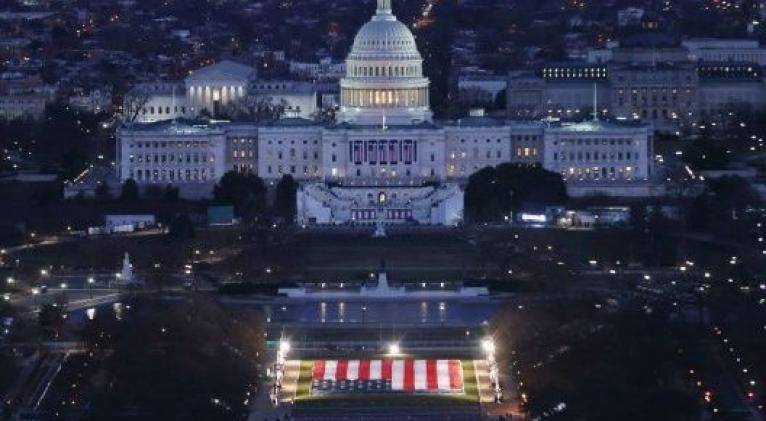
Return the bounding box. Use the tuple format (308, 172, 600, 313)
(311, 359, 463, 392)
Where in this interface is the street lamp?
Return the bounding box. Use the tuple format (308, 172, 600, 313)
(279, 339, 291, 355)
(482, 337, 502, 402)
(273, 337, 291, 407)
(31, 287, 39, 306)
(481, 338, 496, 355)
(388, 342, 400, 355)
(87, 276, 95, 298)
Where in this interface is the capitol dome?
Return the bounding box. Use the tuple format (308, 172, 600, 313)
(337, 0, 432, 126)
(349, 9, 419, 58)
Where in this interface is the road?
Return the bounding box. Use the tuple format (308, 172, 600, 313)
(3, 342, 87, 421)
(1, 229, 164, 255)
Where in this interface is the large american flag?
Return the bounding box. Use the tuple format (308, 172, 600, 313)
(311, 359, 463, 393)
(403, 140, 416, 163)
(352, 141, 363, 163)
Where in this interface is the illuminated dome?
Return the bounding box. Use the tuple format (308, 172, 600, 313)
(337, 0, 432, 126)
(349, 6, 419, 58)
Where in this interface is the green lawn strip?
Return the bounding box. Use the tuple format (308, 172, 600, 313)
(295, 393, 474, 409)
(295, 360, 313, 399)
(293, 232, 499, 280)
(461, 359, 479, 403)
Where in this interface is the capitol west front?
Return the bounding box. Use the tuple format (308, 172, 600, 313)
(117, 0, 656, 225)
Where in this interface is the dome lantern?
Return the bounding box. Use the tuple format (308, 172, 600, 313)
(377, 0, 392, 15)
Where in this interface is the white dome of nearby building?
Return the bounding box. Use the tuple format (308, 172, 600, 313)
(337, 0, 432, 126)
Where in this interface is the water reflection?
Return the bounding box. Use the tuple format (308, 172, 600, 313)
(113, 302, 123, 320)
(320, 302, 326, 323)
(264, 299, 496, 326)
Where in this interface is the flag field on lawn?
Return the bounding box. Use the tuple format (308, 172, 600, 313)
(310, 359, 464, 394)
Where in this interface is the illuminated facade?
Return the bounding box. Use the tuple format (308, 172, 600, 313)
(185, 60, 254, 115)
(337, 0, 432, 125)
(509, 34, 766, 131)
(117, 0, 658, 220)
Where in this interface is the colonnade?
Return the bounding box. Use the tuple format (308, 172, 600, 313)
(341, 87, 429, 108)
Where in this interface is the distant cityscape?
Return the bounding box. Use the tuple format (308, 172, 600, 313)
(1, 0, 766, 420)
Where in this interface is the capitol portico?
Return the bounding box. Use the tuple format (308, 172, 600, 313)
(116, 0, 658, 225)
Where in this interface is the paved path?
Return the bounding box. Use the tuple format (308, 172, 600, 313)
(474, 359, 493, 404)
(280, 360, 301, 403)
(248, 359, 299, 421)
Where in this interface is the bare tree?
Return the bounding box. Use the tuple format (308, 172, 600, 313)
(219, 95, 288, 121)
(122, 88, 151, 123)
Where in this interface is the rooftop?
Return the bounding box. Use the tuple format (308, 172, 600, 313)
(551, 119, 652, 132)
(185, 60, 256, 83)
(620, 32, 681, 49)
(122, 118, 223, 134)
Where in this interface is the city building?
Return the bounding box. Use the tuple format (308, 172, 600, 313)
(124, 61, 320, 122)
(116, 0, 658, 224)
(0, 72, 53, 120)
(124, 82, 190, 123)
(68, 87, 113, 114)
(683, 38, 766, 66)
(509, 34, 766, 131)
(617, 7, 645, 28)
(251, 80, 318, 119)
(457, 74, 507, 108)
(185, 60, 255, 115)
(542, 120, 658, 197)
(0, 92, 47, 120)
(289, 58, 346, 80)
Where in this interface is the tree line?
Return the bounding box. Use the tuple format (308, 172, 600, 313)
(464, 163, 568, 223)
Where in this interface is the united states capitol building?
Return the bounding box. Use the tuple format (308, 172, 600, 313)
(116, 0, 656, 226)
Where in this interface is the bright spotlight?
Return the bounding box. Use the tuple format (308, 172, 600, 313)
(388, 342, 400, 355)
(481, 338, 496, 355)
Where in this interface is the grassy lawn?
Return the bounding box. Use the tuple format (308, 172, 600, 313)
(10, 228, 240, 274)
(461, 359, 478, 402)
(296, 360, 313, 400)
(291, 232, 499, 281)
(654, 137, 689, 158)
(293, 359, 479, 410)
(479, 227, 741, 268)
